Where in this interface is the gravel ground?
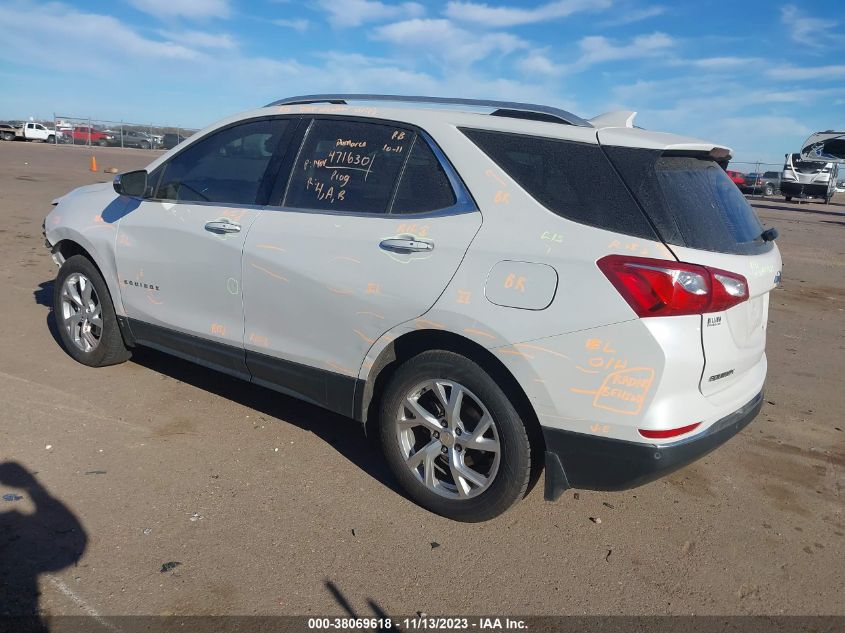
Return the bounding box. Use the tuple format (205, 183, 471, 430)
(0, 141, 842, 619)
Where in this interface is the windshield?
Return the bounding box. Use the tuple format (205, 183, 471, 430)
(788, 153, 826, 173)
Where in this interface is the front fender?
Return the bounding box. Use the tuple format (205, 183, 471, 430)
(46, 217, 125, 317)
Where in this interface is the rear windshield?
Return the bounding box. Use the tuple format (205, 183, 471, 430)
(603, 147, 771, 255)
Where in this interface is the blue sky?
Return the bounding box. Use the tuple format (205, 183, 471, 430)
(0, 0, 843, 163)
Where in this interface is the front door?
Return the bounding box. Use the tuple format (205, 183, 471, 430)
(115, 117, 294, 379)
(242, 117, 481, 415)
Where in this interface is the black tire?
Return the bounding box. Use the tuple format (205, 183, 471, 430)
(53, 255, 131, 367)
(140, 141, 150, 149)
(785, 196, 792, 202)
(379, 350, 531, 522)
(46, 135, 55, 144)
(97, 139, 108, 146)
(764, 184, 774, 196)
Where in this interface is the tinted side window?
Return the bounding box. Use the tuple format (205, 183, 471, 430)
(392, 138, 456, 214)
(155, 118, 288, 205)
(461, 128, 658, 240)
(284, 119, 411, 213)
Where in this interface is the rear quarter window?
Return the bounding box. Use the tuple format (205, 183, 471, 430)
(391, 137, 456, 214)
(460, 128, 659, 240)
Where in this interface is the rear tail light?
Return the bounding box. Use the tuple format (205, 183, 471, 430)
(597, 255, 749, 317)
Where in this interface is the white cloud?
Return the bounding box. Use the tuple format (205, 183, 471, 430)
(600, 5, 666, 27)
(780, 5, 840, 48)
(127, 0, 231, 19)
(516, 31, 675, 77)
(372, 19, 527, 66)
(0, 2, 203, 74)
(572, 32, 674, 69)
(684, 56, 762, 69)
(445, 0, 611, 27)
(0, 1, 565, 125)
(516, 52, 562, 76)
(317, 0, 425, 28)
(272, 18, 309, 32)
(766, 64, 845, 81)
(157, 29, 237, 49)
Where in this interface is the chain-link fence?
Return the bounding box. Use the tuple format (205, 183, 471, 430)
(51, 115, 198, 151)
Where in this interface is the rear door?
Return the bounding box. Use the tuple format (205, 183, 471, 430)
(601, 144, 782, 399)
(241, 117, 481, 414)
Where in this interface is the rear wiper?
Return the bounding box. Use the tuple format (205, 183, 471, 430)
(760, 227, 779, 242)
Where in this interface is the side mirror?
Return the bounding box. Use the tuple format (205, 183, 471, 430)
(113, 170, 148, 197)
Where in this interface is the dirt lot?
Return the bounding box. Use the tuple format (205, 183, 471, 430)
(0, 142, 842, 619)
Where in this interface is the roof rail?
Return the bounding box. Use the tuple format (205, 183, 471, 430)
(264, 94, 591, 127)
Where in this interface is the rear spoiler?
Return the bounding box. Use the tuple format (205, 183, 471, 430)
(589, 110, 637, 129)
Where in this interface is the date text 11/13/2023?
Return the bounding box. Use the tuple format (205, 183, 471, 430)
(307, 617, 528, 630)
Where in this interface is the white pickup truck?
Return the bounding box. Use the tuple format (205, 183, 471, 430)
(15, 122, 56, 143)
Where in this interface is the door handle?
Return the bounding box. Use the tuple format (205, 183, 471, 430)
(379, 238, 434, 253)
(204, 221, 241, 234)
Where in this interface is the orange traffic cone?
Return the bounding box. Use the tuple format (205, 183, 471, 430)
(89, 156, 98, 172)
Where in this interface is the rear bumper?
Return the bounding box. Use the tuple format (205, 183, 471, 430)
(543, 390, 764, 500)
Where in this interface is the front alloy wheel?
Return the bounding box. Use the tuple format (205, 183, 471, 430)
(398, 380, 500, 499)
(60, 273, 103, 353)
(53, 254, 131, 367)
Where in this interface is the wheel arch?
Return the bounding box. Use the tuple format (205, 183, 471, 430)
(357, 328, 546, 486)
(51, 237, 126, 316)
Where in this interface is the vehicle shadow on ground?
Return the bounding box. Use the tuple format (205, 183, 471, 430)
(0, 462, 88, 632)
(130, 345, 402, 494)
(32, 279, 402, 498)
(33, 281, 63, 348)
(750, 202, 845, 218)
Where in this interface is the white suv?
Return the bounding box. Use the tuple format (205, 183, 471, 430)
(44, 95, 782, 521)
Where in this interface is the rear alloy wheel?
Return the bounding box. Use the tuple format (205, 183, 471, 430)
(53, 255, 131, 367)
(398, 379, 500, 500)
(380, 350, 531, 521)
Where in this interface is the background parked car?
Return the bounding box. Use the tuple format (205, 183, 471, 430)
(15, 121, 56, 142)
(726, 169, 747, 187)
(161, 132, 188, 149)
(740, 171, 781, 196)
(0, 122, 16, 141)
(781, 153, 839, 203)
(108, 130, 158, 149)
(61, 126, 113, 146)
